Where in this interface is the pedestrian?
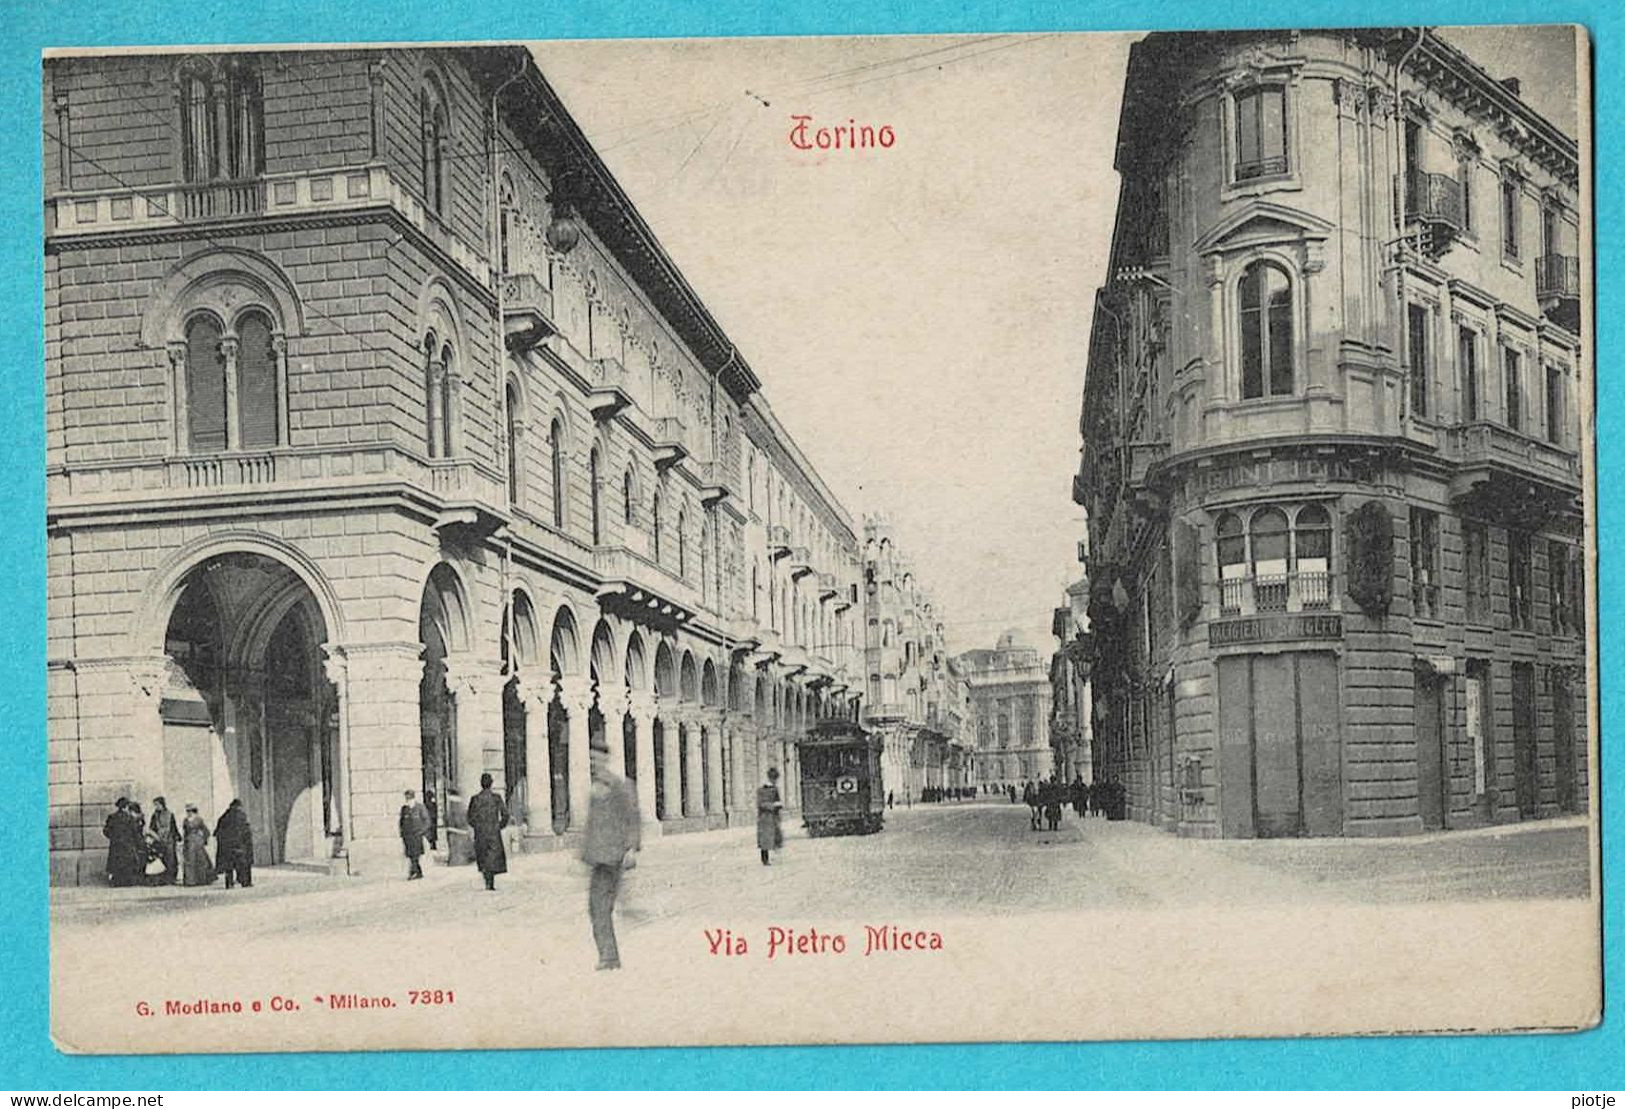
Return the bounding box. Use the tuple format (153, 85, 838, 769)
(1022, 780, 1040, 830)
(149, 797, 180, 885)
(1072, 776, 1088, 818)
(102, 797, 143, 887)
(757, 766, 784, 866)
(181, 803, 213, 886)
(581, 739, 640, 970)
(423, 786, 439, 851)
(466, 772, 508, 891)
(1044, 779, 1063, 831)
(213, 798, 253, 889)
(886, 789, 894, 810)
(399, 789, 429, 880)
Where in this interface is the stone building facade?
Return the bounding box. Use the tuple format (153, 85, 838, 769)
(958, 631, 1054, 788)
(860, 515, 972, 800)
(45, 45, 866, 884)
(1074, 29, 1587, 837)
(1049, 578, 1094, 783)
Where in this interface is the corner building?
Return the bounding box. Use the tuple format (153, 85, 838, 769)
(1074, 30, 1588, 837)
(45, 46, 866, 884)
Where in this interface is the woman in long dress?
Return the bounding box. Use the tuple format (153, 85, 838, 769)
(756, 766, 784, 866)
(181, 804, 213, 887)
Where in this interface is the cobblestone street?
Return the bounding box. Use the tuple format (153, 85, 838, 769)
(52, 804, 1594, 1053)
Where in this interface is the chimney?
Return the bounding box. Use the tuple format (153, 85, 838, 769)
(1499, 76, 1522, 96)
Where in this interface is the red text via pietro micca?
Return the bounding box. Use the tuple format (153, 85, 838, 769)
(789, 115, 896, 152)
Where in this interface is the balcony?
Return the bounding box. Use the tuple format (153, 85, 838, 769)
(1535, 254, 1581, 331)
(1446, 421, 1580, 523)
(650, 416, 687, 471)
(593, 543, 700, 626)
(767, 524, 792, 560)
(1218, 572, 1335, 618)
(694, 457, 735, 507)
(502, 271, 559, 354)
(788, 546, 815, 580)
(834, 582, 857, 612)
(582, 355, 632, 421)
(47, 163, 488, 283)
(817, 572, 839, 601)
(863, 702, 907, 725)
(1399, 172, 1464, 258)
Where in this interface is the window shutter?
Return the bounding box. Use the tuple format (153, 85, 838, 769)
(236, 313, 278, 449)
(185, 317, 226, 452)
(1174, 520, 1202, 626)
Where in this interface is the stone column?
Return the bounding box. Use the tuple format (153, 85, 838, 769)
(332, 641, 424, 876)
(219, 335, 240, 452)
(628, 692, 659, 824)
(702, 709, 725, 817)
(659, 705, 682, 820)
(320, 649, 352, 863)
(443, 653, 499, 799)
(515, 675, 553, 839)
(558, 674, 594, 830)
(684, 712, 705, 817)
(597, 682, 629, 772)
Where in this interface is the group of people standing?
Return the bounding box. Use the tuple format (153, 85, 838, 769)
(102, 796, 254, 889)
(1019, 776, 1099, 832)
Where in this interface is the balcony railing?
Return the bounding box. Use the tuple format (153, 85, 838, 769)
(767, 524, 792, 558)
(1445, 421, 1580, 489)
(1219, 572, 1334, 617)
(49, 163, 489, 285)
(1402, 171, 1464, 230)
(178, 178, 265, 220)
(1535, 254, 1581, 300)
(593, 543, 700, 616)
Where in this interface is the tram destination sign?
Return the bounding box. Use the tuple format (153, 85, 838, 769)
(1209, 612, 1344, 647)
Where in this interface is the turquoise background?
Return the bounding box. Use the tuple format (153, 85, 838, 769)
(1, 0, 1615, 1090)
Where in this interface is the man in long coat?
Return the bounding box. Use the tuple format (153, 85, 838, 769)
(149, 797, 180, 885)
(756, 766, 784, 866)
(213, 798, 254, 889)
(465, 773, 508, 891)
(399, 789, 429, 880)
(582, 741, 640, 970)
(103, 797, 142, 887)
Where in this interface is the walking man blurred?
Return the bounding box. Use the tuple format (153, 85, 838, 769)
(399, 789, 429, 880)
(582, 739, 640, 970)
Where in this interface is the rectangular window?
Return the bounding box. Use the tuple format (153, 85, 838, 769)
(1235, 86, 1287, 180)
(1409, 508, 1440, 620)
(1501, 176, 1521, 259)
(1465, 522, 1490, 624)
(1504, 347, 1522, 431)
(1550, 540, 1570, 634)
(1508, 529, 1533, 630)
(1459, 156, 1474, 232)
(1546, 365, 1565, 446)
(1408, 303, 1431, 418)
(1459, 326, 1479, 421)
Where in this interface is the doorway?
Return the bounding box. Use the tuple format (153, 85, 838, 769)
(1414, 670, 1449, 831)
(1217, 652, 1342, 837)
(1512, 661, 1538, 818)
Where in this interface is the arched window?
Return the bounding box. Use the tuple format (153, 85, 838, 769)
(700, 517, 710, 603)
(1216, 513, 1246, 615)
(177, 58, 263, 186)
(1294, 505, 1332, 610)
(652, 492, 662, 561)
(1250, 508, 1290, 611)
(677, 509, 687, 577)
(751, 561, 760, 620)
(423, 332, 453, 459)
(746, 454, 755, 511)
(1239, 261, 1293, 399)
(588, 447, 602, 545)
(185, 314, 227, 452)
(505, 381, 522, 505)
(419, 76, 447, 216)
(220, 58, 264, 181)
(549, 418, 566, 528)
(235, 310, 277, 449)
(622, 469, 634, 525)
(178, 65, 217, 184)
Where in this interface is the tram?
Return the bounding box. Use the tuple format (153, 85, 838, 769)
(796, 720, 885, 837)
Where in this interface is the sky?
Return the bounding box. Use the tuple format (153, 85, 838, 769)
(527, 27, 1581, 659)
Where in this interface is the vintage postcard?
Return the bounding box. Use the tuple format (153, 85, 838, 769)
(44, 26, 1597, 1053)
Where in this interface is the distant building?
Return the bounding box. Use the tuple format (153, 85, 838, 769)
(1074, 29, 1586, 838)
(861, 515, 972, 801)
(958, 630, 1054, 787)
